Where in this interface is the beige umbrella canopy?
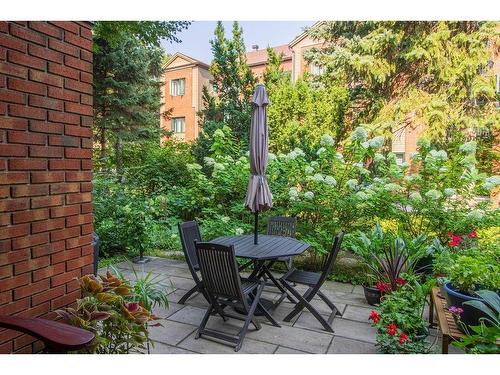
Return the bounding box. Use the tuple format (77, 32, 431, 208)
(244, 84, 273, 244)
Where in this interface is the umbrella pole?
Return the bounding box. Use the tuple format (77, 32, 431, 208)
(254, 211, 258, 245)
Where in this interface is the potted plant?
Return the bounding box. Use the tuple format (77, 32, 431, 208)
(443, 249, 500, 331)
(350, 224, 429, 305)
(369, 275, 433, 353)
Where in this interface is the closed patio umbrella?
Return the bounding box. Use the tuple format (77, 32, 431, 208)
(245, 84, 273, 244)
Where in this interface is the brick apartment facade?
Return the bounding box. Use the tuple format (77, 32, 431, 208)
(0, 21, 94, 353)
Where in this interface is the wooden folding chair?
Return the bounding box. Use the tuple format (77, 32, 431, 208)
(266, 216, 297, 270)
(279, 232, 344, 332)
(178, 220, 205, 304)
(194, 242, 280, 352)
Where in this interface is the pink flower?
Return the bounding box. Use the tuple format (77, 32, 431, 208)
(468, 230, 477, 239)
(387, 323, 398, 336)
(448, 306, 463, 315)
(448, 234, 462, 247)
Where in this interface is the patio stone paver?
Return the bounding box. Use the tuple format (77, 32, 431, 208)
(107, 258, 389, 354)
(328, 336, 377, 354)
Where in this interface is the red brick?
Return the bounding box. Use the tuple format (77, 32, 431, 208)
(32, 262, 64, 281)
(7, 130, 46, 144)
(0, 34, 27, 53)
(48, 38, 79, 57)
(0, 214, 10, 226)
(66, 254, 93, 271)
(0, 248, 29, 265)
(12, 208, 48, 224)
(51, 289, 80, 310)
(48, 134, 79, 147)
(28, 22, 62, 39)
(0, 143, 27, 157)
(49, 21, 79, 34)
(0, 21, 8, 33)
(81, 202, 92, 214)
(0, 198, 29, 212)
(0, 264, 12, 279)
(0, 172, 29, 185)
(50, 183, 79, 194)
(80, 26, 92, 40)
(8, 159, 47, 170)
(0, 240, 12, 253)
(11, 184, 48, 198)
(65, 148, 91, 159)
(29, 120, 63, 134)
(19, 300, 50, 318)
(47, 62, 79, 80)
(80, 72, 92, 85)
(66, 213, 92, 227)
(0, 273, 29, 292)
(31, 194, 64, 208)
(7, 49, 45, 70)
(64, 78, 92, 94)
(30, 171, 64, 183)
(13, 255, 50, 274)
(50, 226, 80, 242)
(8, 103, 46, 120)
(9, 23, 46, 46)
(80, 49, 92, 63)
(49, 159, 80, 170)
(50, 268, 81, 287)
(13, 334, 37, 351)
(81, 159, 92, 170)
(7, 77, 46, 95)
(47, 86, 80, 103)
(0, 186, 9, 199)
(50, 204, 80, 218)
(48, 110, 79, 125)
(64, 124, 92, 137)
(65, 171, 91, 182)
(28, 43, 63, 64)
(29, 145, 63, 158)
(31, 285, 65, 306)
(64, 31, 92, 51)
(29, 94, 63, 111)
(0, 297, 29, 315)
(64, 55, 92, 72)
(29, 70, 63, 87)
(0, 224, 30, 240)
(0, 102, 6, 115)
(0, 118, 28, 130)
(0, 341, 13, 354)
(12, 232, 48, 250)
(82, 222, 94, 235)
(66, 192, 91, 204)
(0, 61, 28, 79)
(81, 116, 92, 127)
(64, 102, 92, 116)
(14, 279, 50, 300)
(0, 88, 25, 104)
(31, 218, 65, 234)
(66, 233, 92, 249)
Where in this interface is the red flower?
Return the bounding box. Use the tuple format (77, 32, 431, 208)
(448, 234, 462, 247)
(395, 277, 406, 286)
(369, 310, 380, 324)
(468, 230, 477, 238)
(386, 323, 398, 336)
(399, 333, 409, 345)
(376, 281, 391, 293)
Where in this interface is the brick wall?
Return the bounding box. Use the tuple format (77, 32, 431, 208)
(0, 21, 93, 354)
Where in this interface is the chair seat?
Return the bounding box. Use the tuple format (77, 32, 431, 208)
(240, 279, 259, 295)
(276, 256, 291, 262)
(282, 269, 320, 286)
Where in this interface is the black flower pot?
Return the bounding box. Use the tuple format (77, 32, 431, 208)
(363, 285, 382, 306)
(443, 282, 490, 333)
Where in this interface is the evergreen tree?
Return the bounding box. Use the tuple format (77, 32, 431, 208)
(263, 47, 291, 89)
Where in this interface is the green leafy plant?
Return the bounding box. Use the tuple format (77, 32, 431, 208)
(55, 272, 159, 354)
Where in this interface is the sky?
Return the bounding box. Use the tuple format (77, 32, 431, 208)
(161, 21, 315, 63)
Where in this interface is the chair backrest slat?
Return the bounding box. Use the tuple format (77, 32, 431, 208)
(178, 220, 202, 274)
(195, 242, 244, 301)
(266, 216, 297, 238)
(317, 232, 344, 288)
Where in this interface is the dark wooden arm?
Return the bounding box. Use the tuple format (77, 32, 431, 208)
(0, 315, 94, 353)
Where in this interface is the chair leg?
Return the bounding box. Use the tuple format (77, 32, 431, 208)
(258, 301, 281, 327)
(318, 291, 342, 317)
(281, 281, 334, 333)
(178, 284, 201, 305)
(235, 283, 264, 352)
(196, 305, 215, 339)
(284, 286, 313, 321)
(263, 267, 297, 304)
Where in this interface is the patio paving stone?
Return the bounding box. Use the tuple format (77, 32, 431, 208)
(148, 319, 198, 346)
(331, 318, 377, 344)
(328, 336, 377, 354)
(274, 346, 309, 354)
(178, 331, 278, 354)
(342, 305, 374, 323)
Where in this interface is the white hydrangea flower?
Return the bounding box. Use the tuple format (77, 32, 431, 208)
(459, 141, 477, 154)
(355, 191, 368, 200)
(293, 148, 305, 157)
(353, 162, 363, 169)
(204, 157, 215, 166)
(235, 228, 244, 235)
(187, 163, 202, 171)
(425, 189, 443, 200)
(316, 147, 326, 156)
(368, 136, 385, 149)
(467, 210, 484, 220)
(239, 156, 247, 163)
(384, 183, 403, 192)
(320, 134, 335, 146)
(324, 176, 337, 186)
(439, 166, 448, 173)
(426, 149, 448, 162)
(361, 141, 370, 148)
(213, 162, 225, 171)
(351, 127, 368, 142)
(374, 153, 385, 163)
(305, 166, 314, 175)
(245, 150, 250, 157)
(346, 179, 358, 189)
(312, 173, 324, 182)
(311, 161, 319, 168)
(409, 191, 422, 201)
(387, 153, 397, 162)
(288, 187, 299, 200)
(335, 152, 344, 161)
(286, 150, 298, 160)
(222, 216, 230, 223)
(278, 153, 286, 159)
(268, 153, 276, 161)
(460, 154, 476, 169)
(444, 188, 456, 197)
(224, 155, 234, 162)
(304, 191, 314, 200)
(483, 175, 500, 190)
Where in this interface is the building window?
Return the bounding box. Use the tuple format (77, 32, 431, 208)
(310, 62, 325, 76)
(394, 152, 405, 165)
(170, 78, 185, 96)
(171, 117, 185, 134)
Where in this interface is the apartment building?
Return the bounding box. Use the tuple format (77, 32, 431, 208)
(246, 44, 293, 82)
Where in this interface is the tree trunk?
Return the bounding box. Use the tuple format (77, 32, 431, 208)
(99, 127, 106, 161)
(114, 134, 122, 178)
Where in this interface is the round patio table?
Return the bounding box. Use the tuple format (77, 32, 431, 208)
(210, 234, 310, 315)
